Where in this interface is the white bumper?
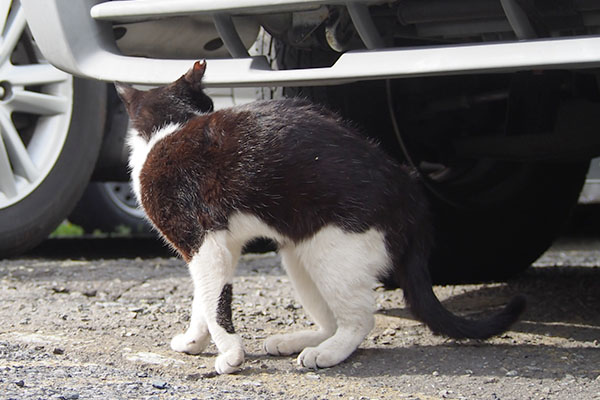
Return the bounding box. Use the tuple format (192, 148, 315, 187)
(20, 0, 600, 87)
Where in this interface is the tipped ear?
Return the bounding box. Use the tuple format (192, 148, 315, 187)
(183, 60, 207, 88)
(114, 82, 137, 105)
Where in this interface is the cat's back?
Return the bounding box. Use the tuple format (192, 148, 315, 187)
(145, 97, 402, 186)
(241, 98, 399, 173)
(237, 98, 344, 132)
(236, 98, 379, 157)
(237, 97, 326, 117)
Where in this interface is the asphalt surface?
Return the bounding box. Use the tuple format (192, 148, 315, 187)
(0, 235, 598, 400)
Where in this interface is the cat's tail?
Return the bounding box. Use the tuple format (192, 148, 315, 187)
(400, 233, 526, 340)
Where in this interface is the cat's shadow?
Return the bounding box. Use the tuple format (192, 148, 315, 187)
(354, 265, 597, 380)
(380, 265, 599, 342)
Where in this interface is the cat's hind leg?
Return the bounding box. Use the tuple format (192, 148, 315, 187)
(295, 226, 389, 369)
(264, 247, 337, 356)
(171, 231, 244, 374)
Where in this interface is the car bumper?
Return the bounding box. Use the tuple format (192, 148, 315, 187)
(21, 0, 600, 87)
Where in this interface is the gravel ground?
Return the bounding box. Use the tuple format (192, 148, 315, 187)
(0, 239, 599, 400)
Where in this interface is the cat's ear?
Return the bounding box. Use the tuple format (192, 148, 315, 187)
(183, 60, 207, 89)
(114, 82, 138, 106)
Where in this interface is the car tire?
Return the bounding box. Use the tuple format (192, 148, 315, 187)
(427, 162, 588, 284)
(0, 78, 106, 257)
(0, 4, 106, 257)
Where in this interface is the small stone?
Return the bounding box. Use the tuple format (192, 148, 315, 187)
(306, 372, 320, 380)
(186, 373, 201, 381)
(152, 380, 168, 389)
(82, 290, 97, 297)
(432, 371, 440, 376)
(484, 377, 497, 384)
(14, 380, 25, 387)
(53, 348, 65, 355)
(505, 370, 519, 377)
(201, 371, 219, 379)
(59, 393, 79, 400)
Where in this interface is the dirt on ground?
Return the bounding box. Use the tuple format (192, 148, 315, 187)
(0, 239, 599, 400)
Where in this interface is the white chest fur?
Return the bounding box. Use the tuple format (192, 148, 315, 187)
(126, 123, 182, 206)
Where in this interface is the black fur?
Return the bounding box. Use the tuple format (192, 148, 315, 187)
(217, 284, 235, 334)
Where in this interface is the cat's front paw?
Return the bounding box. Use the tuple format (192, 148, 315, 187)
(264, 330, 332, 356)
(215, 348, 245, 374)
(297, 346, 348, 369)
(264, 334, 300, 356)
(171, 332, 210, 355)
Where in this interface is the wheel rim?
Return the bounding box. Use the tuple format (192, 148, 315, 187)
(103, 182, 146, 218)
(0, 0, 73, 209)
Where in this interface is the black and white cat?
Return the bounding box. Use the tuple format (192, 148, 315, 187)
(115, 61, 525, 374)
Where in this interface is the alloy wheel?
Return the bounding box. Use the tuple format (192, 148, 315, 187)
(0, 0, 73, 208)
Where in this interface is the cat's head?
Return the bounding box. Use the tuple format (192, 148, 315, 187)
(115, 60, 214, 141)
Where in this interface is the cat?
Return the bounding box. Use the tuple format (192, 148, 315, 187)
(115, 60, 525, 374)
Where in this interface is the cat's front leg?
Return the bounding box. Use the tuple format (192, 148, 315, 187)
(171, 292, 211, 355)
(210, 283, 244, 374)
(180, 232, 244, 374)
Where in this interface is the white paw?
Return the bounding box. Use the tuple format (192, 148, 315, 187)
(170, 332, 210, 355)
(264, 330, 331, 356)
(215, 348, 245, 374)
(297, 346, 348, 369)
(264, 334, 301, 356)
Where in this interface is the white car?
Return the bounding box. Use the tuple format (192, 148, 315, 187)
(5, 0, 600, 282)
